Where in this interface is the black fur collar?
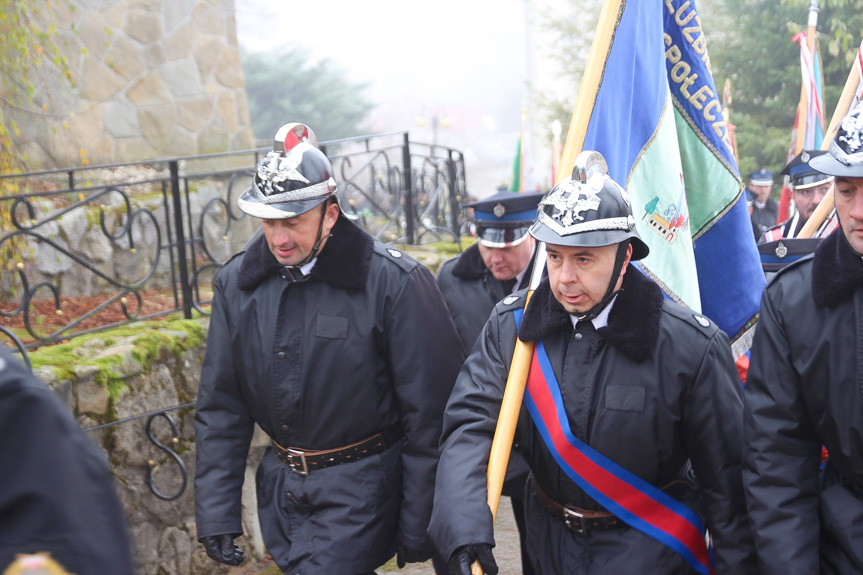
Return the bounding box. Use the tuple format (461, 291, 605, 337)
(812, 230, 863, 308)
(451, 243, 486, 279)
(237, 214, 374, 292)
(518, 265, 663, 363)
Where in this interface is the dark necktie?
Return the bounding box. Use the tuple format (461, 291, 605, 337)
(284, 266, 306, 282)
(502, 278, 517, 294)
(575, 319, 596, 332)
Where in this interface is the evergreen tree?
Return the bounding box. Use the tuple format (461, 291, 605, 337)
(533, 0, 863, 183)
(704, 0, 863, 179)
(241, 47, 375, 143)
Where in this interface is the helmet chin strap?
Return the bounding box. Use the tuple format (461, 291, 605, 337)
(296, 201, 334, 267)
(574, 240, 630, 321)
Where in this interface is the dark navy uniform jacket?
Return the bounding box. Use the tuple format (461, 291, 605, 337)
(745, 230, 863, 574)
(430, 267, 758, 574)
(195, 215, 463, 574)
(0, 347, 134, 574)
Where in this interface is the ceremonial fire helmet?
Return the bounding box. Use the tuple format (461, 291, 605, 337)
(810, 102, 863, 178)
(237, 123, 344, 219)
(529, 150, 649, 260)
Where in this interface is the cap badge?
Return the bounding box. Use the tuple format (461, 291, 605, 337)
(256, 144, 312, 195)
(493, 202, 506, 218)
(693, 314, 710, 328)
(838, 107, 863, 156)
(544, 179, 602, 227)
(801, 150, 810, 163)
(386, 248, 403, 258)
(775, 241, 788, 258)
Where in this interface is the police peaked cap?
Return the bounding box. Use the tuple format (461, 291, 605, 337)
(779, 150, 833, 190)
(810, 102, 863, 178)
(748, 168, 774, 187)
(465, 190, 544, 247)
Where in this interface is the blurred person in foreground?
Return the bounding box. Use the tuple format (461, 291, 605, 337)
(429, 151, 757, 574)
(193, 123, 463, 574)
(436, 189, 545, 575)
(0, 346, 134, 574)
(744, 102, 863, 574)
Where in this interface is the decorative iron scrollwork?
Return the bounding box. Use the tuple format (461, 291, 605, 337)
(145, 411, 188, 501)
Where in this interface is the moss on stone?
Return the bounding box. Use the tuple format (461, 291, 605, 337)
(28, 317, 206, 394)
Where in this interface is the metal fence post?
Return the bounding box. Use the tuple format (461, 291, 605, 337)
(447, 150, 461, 239)
(402, 133, 415, 245)
(169, 161, 193, 319)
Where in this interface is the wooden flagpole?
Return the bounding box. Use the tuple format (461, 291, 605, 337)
(798, 42, 862, 238)
(471, 0, 624, 572)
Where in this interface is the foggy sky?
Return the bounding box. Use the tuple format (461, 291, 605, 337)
(233, 0, 536, 197)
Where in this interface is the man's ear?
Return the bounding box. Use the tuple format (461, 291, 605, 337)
(324, 201, 340, 227)
(621, 243, 633, 276)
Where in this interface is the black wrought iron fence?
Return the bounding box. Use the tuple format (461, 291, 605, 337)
(1, 132, 467, 365)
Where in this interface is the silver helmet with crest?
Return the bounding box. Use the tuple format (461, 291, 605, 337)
(810, 102, 863, 177)
(529, 150, 649, 260)
(237, 123, 339, 219)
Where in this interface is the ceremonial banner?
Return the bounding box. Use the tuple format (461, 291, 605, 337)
(794, 31, 826, 150)
(509, 136, 522, 193)
(580, 0, 764, 354)
(780, 30, 827, 222)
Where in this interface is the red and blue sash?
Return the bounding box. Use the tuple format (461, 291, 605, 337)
(513, 309, 714, 575)
(762, 225, 784, 242)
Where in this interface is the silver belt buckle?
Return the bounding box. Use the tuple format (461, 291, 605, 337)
(562, 507, 587, 534)
(286, 448, 309, 476)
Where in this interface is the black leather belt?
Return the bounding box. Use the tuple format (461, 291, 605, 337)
(531, 476, 692, 535)
(532, 478, 623, 534)
(273, 425, 402, 475)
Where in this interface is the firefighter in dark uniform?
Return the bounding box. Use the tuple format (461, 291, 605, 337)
(437, 190, 544, 575)
(429, 151, 757, 574)
(744, 103, 863, 574)
(439, 190, 544, 355)
(759, 150, 834, 242)
(193, 123, 463, 574)
(748, 168, 779, 240)
(0, 346, 134, 575)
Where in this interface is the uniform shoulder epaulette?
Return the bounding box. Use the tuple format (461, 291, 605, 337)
(765, 251, 815, 287)
(494, 288, 528, 314)
(373, 243, 418, 273)
(660, 300, 718, 336)
(224, 248, 246, 266)
(438, 254, 460, 272)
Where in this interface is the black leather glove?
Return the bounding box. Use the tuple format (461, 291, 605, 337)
(396, 543, 432, 568)
(448, 543, 498, 575)
(200, 533, 244, 566)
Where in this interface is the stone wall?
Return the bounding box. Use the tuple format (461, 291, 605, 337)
(9, 0, 254, 169)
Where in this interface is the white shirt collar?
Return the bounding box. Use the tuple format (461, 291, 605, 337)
(511, 266, 529, 294)
(568, 293, 618, 330)
(286, 257, 317, 276)
(508, 244, 537, 294)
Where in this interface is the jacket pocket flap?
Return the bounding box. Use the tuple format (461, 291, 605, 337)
(605, 385, 645, 412)
(315, 315, 348, 338)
